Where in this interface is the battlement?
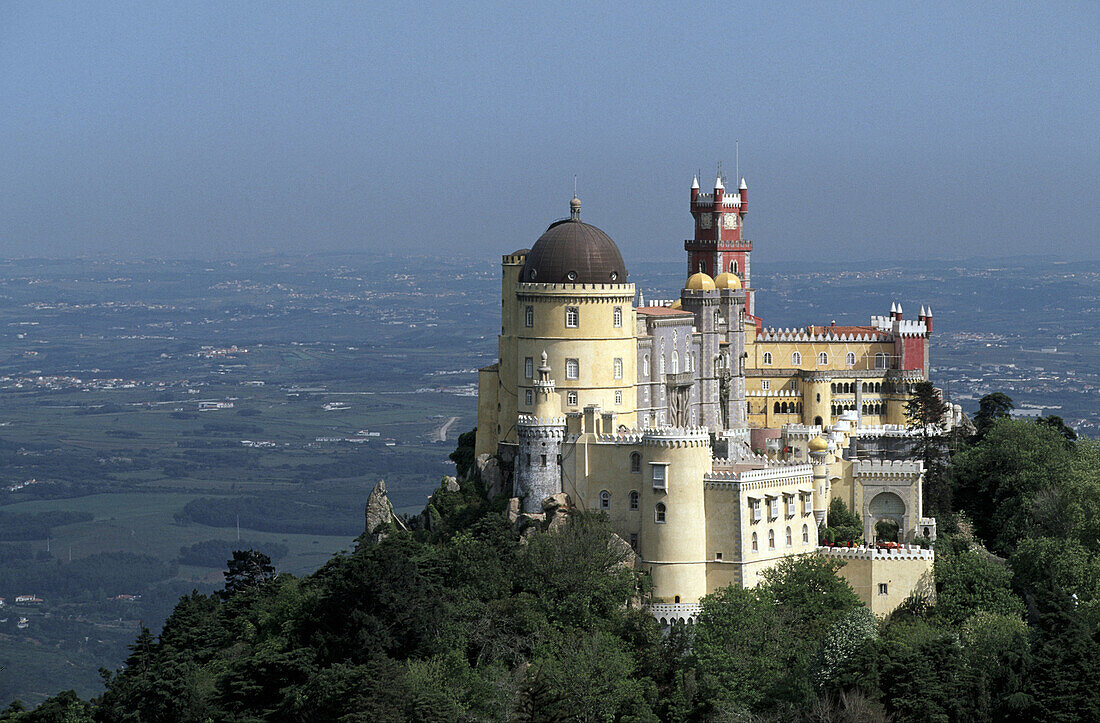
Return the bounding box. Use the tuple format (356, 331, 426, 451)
(649, 602, 701, 625)
(783, 424, 822, 439)
(706, 462, 812, 483)
(816, 544, 934, 562)
(747, 388, 803, 397)
(853, 459, 924, 477)
(693, 192, 742, 208)
(515, 282, 635, 300)
(854, 424, 914, 437)
(869, 315, 928, 337)
(594, 430, 645, 444)
(758, 327, 889, 343)
(642, 427, 711, 448)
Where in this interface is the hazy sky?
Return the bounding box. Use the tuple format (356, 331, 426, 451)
(1, 2, 1096, 263)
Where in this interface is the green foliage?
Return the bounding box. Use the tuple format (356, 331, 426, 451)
(820, 497, 861, 545)
(813, 607, 878, 691)
(973, 391, 1014, 438)
(222, 549, 277, 597)
(0, 511, 94, 541)
(448, 428, 477, 480)
(930, 545, 1023, 627)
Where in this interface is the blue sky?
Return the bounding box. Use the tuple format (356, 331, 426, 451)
(0, 2, 1096, 263)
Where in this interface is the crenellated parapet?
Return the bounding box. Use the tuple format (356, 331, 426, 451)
(816, 544, 934, 562)
(642, 426, 711, 448)
(516, 282, 635, 303)
(783, 423, 823, 439)
(758, 327, 891, 343)
(517, 414, 566, 429)
(853, 459, 923, 478)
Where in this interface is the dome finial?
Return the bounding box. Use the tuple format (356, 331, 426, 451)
(569, 194, 581, 220)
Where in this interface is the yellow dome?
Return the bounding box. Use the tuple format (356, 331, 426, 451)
(714, 272, 743, 290)
(670, 299, 683, 310)
(808, 436, 829, 452)
(686, 272, 716, 291)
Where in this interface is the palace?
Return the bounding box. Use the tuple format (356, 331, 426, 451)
(475, 173, 951, 620)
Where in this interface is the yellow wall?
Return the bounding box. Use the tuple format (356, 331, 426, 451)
(826, 550, 935, 616)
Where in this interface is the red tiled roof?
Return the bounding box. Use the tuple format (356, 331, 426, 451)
(636, 306, 692, 316)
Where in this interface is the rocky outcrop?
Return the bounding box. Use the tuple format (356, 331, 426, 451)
(443, 476, 461, 492)
(477, 453, 506, 499)
(542, 493, 572, 532)
(364, 480, 404, 542)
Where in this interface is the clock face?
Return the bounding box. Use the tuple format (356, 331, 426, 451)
(723, 213, 738, 229)
(699, 213, 712, 229)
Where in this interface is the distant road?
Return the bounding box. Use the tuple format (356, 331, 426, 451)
(432, 416, 460, 443)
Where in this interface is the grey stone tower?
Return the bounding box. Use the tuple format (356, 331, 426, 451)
(514, 352, 566, 512)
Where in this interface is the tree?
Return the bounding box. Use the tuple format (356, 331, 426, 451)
(930, 546, 1023, 628)
(905, 381, 953, 517)
(222, 549, 276, 597)
(973, 392, 1014, 439)
(1038, 415, 1077, 445)
(449, 428, 477, 479)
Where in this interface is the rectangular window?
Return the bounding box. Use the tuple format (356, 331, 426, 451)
(566, 358, 579, 380)
(750, 499, 762, 522)
(614, 390, 622, 405)
(565, 307, 579, 328)
(768, 497, 779, 520)
(651, 464, 667, 490)
(613, 306, 622, 328)
(525, 389, 533, 405)
(524, 357, 534, 379)
(761, 380, 770, 391)
(785, 495, 796, 517)
(802, 493, 812, 515)
(525, 306, 534, 327)
(715, 552, 723, 560)
(567, 391, 578, 406)
(878, 583, 889, 596)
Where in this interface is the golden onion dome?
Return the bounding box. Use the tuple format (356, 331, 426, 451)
(686, 272, 716, 291)
(714, 272, 743, 290)
(670, 299, 683, 310)
(808, 436, 829, 452)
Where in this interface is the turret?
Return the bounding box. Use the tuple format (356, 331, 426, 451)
(808, 435, 830, 527)
(738, 177, 747, 214)
(713, 174, 724, 208)
(515, 353, 566, 512)
(690, 174, 699, 204)
(925, 306, 933, 334)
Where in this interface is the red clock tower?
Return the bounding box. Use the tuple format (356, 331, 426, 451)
(686, 173, 753, 314)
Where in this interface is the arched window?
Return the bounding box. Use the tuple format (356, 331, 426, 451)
(763, 352, 773, 365)
(714, 310, 721, 328)
(630, 452, 641, 473)
(643, 354, 650, 377)
(792, 352, 802, 365)
(655, 503, 667, 524)
(566, 359, 579, 380)
(846, 352, 855, 366)
(752, 531, 758, 552)
(875, 353, 888, 370)
(768, 529, 775, 549)
(692, 353, 697, 372)
(831, 383, 837, 393)
(599, 490, 610, 510)
(698, 260, 706, 274)
(613, 307, 622, 328)
(774, 401, 781, 413)
(802, 524, 809, 544)
(818, 352, 829, 366)
(630, 490, 639, 510)
(525, 306, 534, 327)
(875, 382, 881, 393)
(671, 352, 679, 374)
(613, 358, 623, 379)
(786, 526, 792, 547)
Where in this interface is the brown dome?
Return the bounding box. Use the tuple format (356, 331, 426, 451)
(521, 217, 628, 284)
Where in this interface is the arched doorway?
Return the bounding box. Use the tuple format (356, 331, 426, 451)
(814, 416, 823, 426)
(867, 491, 906, 543)
(875, 518, 900, 542)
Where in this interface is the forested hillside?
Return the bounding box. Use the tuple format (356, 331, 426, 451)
(5, 405, 1100, 722)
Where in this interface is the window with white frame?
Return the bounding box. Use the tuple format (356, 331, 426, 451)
(671, 351, 679, 374)
(629, 490, 639, 509)
(818, 351, 829, 365)
(875, 353, 888, 370)
(792, 352, 802, 365)
(750, 498, 762, 522)
(786, 526, 792, 547)
(566, 358, 579, 380)
(615, 390, 622, 405)
(846, 351, 855, 366)
(524, 357, 534, 379)
(768, 529, 775, 549)
(659, 355, 666, 374)
(566, 391, 577, 406)
(761, 380, 770, 391)
(878, 583, 889, 596)
(651, 463, 667, 490)
(763, 351, 773, 365)
(599, 490, 610, 510)
(802, 492, 812, 515)
(525, 389, 532, 405)
(785, 494, 796, 517)
(802, 523, 809, 544)
(565, 307, 579, 328)
(613, 306, 622, 328)
(654, 502, 667, 523)
(525, 306, 534, 327)
(643, 354, 650, 377)
(714, 310, 720, 328)
(613, 358, 623, 379)
(768, 496, 779, 519)
(751, 531, 758, 551)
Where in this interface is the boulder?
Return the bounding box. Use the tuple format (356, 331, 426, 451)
(364, 480, 394, 542)
(443, 476, 460, 492)
(477, 453, 505, 498)
(506, 497, 521, 524)
(514, 512, 545, 535)
(541, 492, 571, 514)
(608, 533, 638, 570)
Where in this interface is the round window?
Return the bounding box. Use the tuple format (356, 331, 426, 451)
(566, 271, 577, 281)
